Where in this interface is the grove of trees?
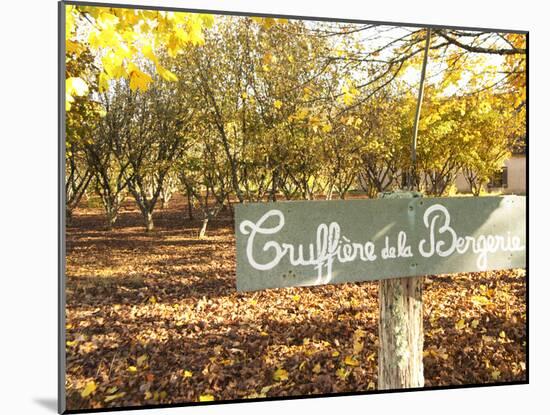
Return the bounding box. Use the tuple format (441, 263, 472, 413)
(65, 6, 526, 234)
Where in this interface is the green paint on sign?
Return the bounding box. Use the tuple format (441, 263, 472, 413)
(234, 196, 526, 292)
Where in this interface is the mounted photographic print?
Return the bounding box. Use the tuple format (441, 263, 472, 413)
(59, 1, 528, 413)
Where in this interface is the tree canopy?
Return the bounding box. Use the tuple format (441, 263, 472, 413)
(65, 6, 526, 231)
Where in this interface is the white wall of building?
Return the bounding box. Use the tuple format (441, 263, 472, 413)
(455, 155, 526, 195)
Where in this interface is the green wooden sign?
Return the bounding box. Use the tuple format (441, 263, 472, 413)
(234, 196, 526, 292)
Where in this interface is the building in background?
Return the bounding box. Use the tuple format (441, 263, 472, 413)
(455, 139, 526, 195)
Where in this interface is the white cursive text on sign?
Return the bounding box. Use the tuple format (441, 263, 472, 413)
(239, 205, 524, 282)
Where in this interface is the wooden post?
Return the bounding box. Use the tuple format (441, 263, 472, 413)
(378, 27, 431, 390)
(409, 27, 431, 190)
(378, 277, 424, 388)
(377, 191, 424, 389)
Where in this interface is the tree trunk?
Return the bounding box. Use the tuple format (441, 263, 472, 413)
(144, 211, 154, 232)
(270, 169, 278, 202)
(199, 217, 208, 239)
(378, 276, 424, 389)
(326, 184, 334, 200)
(105, 207, 117, 230)
(378, 191, 424, 390)
(187, 190, 194, 220)
(66, 207, 73, 225)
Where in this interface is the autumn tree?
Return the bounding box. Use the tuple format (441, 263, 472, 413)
(178, 138, 233, 238)
(121, 70, 195, 231)
(338, 90, 408, 198)
(66, 9, 527, 228)
(65, 43, 103, 221)
(66, 144, 93, 223)
(86, 83, 135, 228)
(460, 92, 525, 195)
(65, 5, 213, 108)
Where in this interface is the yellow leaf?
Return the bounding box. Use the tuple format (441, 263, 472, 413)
(354, 329, 365, 338)
(184, 370, 193, 378)
(471, 295, 490, 306)
(262, 52, 274, 65)
(188, 20, 205, 45)
(312, 363, 321, 374)
(455, 319, 466, 330)
(336, 368, 348, 380)
(66, 340, 77, 347)
(199, 394, 215, 402)
(127, 366, 137, 373)
(322, 123, 333, 133)
(471, 319, 480, 329)
(499, 331, 506, 338)
(157, 64, 178, 82)
(129, 66, 152, 92)
(344, 356, 360, 367)
(331, 351, 340, 357)
(66, 40, 84, 55)
(141, 44, 158, 63)
(102, 52, 126, 78)
(106, 386, 118, 394)
(98, 72, 109, 93)
(294, 108, 309, 120)
(261, 18, 276, 29)
(148, 296, 157, 304)
(137, 354, 147, 366)
(80, 381, 97, 398)
(144, 391, 152, 400)
(491, 369, 501, 380)
(273, 368, 289, 381)
(340, 80, 358, 106)
(97, 12, 119, 30)
(291, 294, 300, 302)
(104, 392, 126, 402)
(352, 331, 365, 354)
(345, 92, 357, 103)
(274, 100, 283, 109)
(367, 381, 376, 390)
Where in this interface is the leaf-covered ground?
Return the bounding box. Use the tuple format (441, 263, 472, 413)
(65, 195, 527, 410)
